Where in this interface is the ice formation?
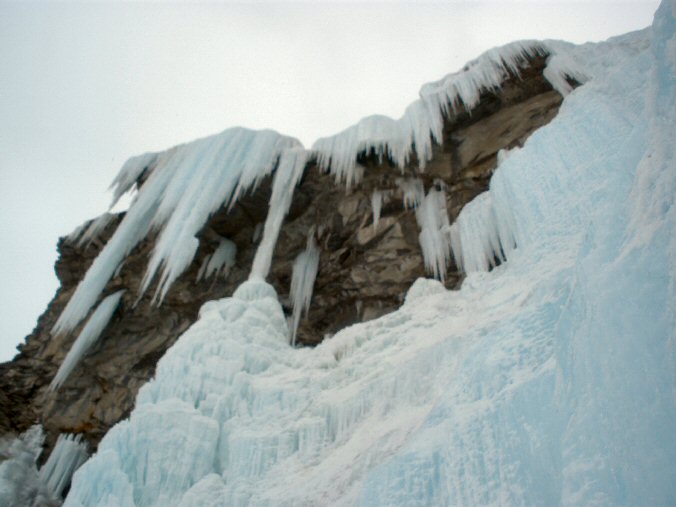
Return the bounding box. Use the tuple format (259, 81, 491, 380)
(415, 188, 452, 280)
(311, 40, 583, 188)
(52, 128, 302, 336)
(51, 26, 588, 345)
(289, 233, 320, 346)
(196, 238, 237, 282)
(50, 290, 125, 390)
(0, 427, 88, 505)
(250, 148, 307, 280)
(61, 3, 676, 504)
(448, 191, 517, 273)
(38, 434, 88, 499)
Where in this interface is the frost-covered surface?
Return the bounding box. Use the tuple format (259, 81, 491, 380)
(53, 128, 302, 336)
(38, 434, 88, 499)
(289, 234, 320, 346)
(63, 4, 675, 505)
(196, 238, 237, 282)
(51, 290, 125, 390)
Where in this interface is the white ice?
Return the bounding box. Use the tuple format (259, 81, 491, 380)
(50, 290, 125, 390)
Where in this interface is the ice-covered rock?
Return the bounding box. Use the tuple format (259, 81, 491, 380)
(64, 4, 675, 504)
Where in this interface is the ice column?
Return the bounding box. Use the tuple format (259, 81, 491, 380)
(289, 232, 320, 346)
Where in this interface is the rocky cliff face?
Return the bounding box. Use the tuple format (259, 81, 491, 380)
(0, 55, 564, 458)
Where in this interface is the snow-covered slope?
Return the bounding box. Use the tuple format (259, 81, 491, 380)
(59, 1, 676, 505)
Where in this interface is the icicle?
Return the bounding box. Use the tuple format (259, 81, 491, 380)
(289, 232, 320, 346)
(50, 290, 124, 390)
(250, 148, 308, 280)
(397, 178, 425, 209)
(415, 188, 452, 280)
(196, 238, 237, 282)
(38, 433, 88, 500)
(53, 128, 301, 337)
(371, 191, 384, 231)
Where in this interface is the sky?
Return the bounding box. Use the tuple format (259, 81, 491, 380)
(0, 0, 660, 361)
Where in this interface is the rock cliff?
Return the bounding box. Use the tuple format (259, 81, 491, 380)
(0, 54, 565, 459)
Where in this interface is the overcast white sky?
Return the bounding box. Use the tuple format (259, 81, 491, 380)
(0, 0, 660, 361)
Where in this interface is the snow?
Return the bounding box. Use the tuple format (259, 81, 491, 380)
(52, 128, 302, 336)
(289, 233, 320, 346)
(196, 239, 237, 282)
(42, 4, 676, 504)
(415, 188, 452, 280)
(50, 290, 125, 390)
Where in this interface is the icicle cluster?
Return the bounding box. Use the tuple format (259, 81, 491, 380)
(449, 191, 517, 273)
(396, 178, 425, 209)
(196, 238, 237, 282)
(311, 40, 581, 187)
(38, 434, 88, 499)
(289, 233, 320, 346)
(52, 128, 302, 337)
(51, 290, 125, 390)
(250, 148, 307, 280)
(415, 188, 452, 280)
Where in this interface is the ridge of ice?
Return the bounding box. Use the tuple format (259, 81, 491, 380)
(50, 290, 125, 390)
(311, 40, 583, 187)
